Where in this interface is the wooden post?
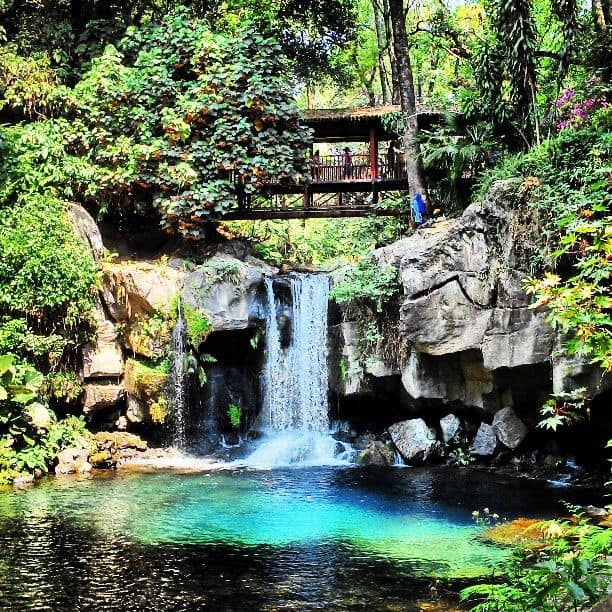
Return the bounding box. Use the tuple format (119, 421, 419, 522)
(303, 185, 311, 209)
(369, 126, 379, 179)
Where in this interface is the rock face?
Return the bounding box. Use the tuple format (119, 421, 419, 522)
(492, 407, 528, 450)
(471, 423, 497, 456)
(332, 179, 610, 422)
(388, 418, 439, 463)
(68, 203, 104, 262)
(82, 383, 125, 416)
(82, 305, 124, 378)
(102, 261, 185, 322)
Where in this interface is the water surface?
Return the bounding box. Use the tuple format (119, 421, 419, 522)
(0, 467, 596, 611)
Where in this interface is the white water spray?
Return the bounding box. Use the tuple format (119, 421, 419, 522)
(171, 300, 187, 449)
(244, 273, 353, 467)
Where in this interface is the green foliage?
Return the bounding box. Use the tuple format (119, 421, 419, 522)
(182, 305, 212, 347)
(0, 120, 99, 375)
(227, 402, 242, 429)
(0, 194, 98, 325)
(538, 388, 587, 431)
(418, 112, 499, 210)
(0, 46, 66, 117)
(62, 10, 311, 239)
(0, 355, 92, 485)
(331, 258, 399, 314)
(225, 214, 404, 266)
(461, 516, 612, 611)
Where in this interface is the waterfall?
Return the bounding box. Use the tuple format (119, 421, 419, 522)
(260, 273, 329, 432)
(244, 273, 353, 467)
(170, 299, 187, 449)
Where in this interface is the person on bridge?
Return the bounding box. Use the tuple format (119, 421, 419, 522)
(342, 147, 353, 180)
(311, 150, 322, 180)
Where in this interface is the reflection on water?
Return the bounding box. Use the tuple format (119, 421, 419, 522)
(0, 467, 599, 611)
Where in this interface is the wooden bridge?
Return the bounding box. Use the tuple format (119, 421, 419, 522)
(222, 106, 435, 220)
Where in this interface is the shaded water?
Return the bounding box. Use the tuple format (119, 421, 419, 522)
(0, 467, 599, 611)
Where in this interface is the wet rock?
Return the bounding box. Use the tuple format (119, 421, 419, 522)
(328, 322, 372, 396)
(492, 407, 528, 450)
(353, 433, 376, 450)
(23, 403, 52, 431)
(92, 431, 148, 468)
(55, 447, 92, 474)
(359, 440, 394, 466)
(82, 382, 125, 416)
(470, 423, 497, 456)
(439, 414, 461, 443)
(123, 358, 168, 425)
(388, 418, 439, 464)
(583, 505, 608, 520)
(12, 473, 35, 487)
(94, 431, 148, 452)
(89, 450, 112, 467)
(126, 394, 147, 424)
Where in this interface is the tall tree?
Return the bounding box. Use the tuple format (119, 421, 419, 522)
(383, 0, 401, 103)
(372, 0, 390, 104)
(388, 0, 428, 202)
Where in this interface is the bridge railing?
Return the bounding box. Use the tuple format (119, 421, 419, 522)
(310, 154, 407, 181)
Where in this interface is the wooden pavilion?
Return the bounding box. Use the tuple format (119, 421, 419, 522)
(224, 105, 435, 220)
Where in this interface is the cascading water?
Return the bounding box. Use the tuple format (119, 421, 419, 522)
(170, 299, 187, 449)
(261, 274, 329, 432)
(244, 273, 354, 467)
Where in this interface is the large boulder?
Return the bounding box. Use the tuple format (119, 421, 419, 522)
(101, 261, 185, 322)
(470, 423, 498, 456)
(439, 414, 461, 444)
(55, 447, 92, 475)
(365, 179, 569, 415)
(182, 254, 277, 332)
(492, 407, 528, 450)
(67, 203, 104, 262)
(388, 418, 439, 463)
(82, 382, 125, 416)
(91, 431, 148, 467)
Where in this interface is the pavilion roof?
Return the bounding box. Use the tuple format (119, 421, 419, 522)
(301, 105, 439, 142)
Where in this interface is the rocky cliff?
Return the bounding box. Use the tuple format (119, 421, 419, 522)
(330, 180, 610, 464)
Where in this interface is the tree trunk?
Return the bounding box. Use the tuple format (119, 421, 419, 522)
(383, 0, 401, 104)
(372, 0, 390, 105)
(388, 0, 428, 203)
(592, 0, 611, 29)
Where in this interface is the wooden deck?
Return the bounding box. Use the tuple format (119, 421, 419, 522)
(225, 178, 408, 220)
